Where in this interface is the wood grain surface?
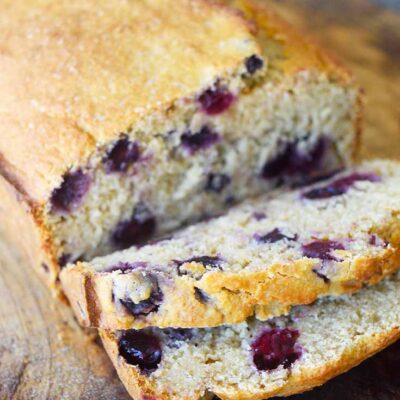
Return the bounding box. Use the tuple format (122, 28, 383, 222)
(1, 1, 399, 399)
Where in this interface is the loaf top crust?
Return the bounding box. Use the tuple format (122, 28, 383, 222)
(0, 0, 351, 204)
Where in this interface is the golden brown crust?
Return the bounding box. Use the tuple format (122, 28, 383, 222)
(61, 214, 400, 329)
(100, 326, 400, 400)
(235, 0, 353, 82)
(0, 0, 357, 206)
(0, 0, 258, 204)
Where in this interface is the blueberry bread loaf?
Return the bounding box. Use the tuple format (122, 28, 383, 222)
(101, 272, 400, 400)
(0, 0, 360, 291)
(61, 160, 400, 329)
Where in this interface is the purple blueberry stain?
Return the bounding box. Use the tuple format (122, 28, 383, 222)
(175, 256, 224, 279)
(103, 136, 140, 174)
(261, 147, 290, 180)
(58, 253, 83, 268)
(369, 234, 389, 247)
(181, 126, 220, 154)
(105, 261, 148, 274)
(205, 173, 231, 193)
(175, 256, 223, 270)
(254, 228, 297, 244)
(120, 278, 163, 316)
(287, 136, 328, 175)
(118, 330, 162, 374)
(251, 328, 302, 371)
(369, 235, 378, 246)
(58, 253, 72, 268)
(302, 172, 381, 200)
(302, 240, 345, 261)
(303, 240, 345, 283)
(253, 212, 267, 221)
(261, 137, 328, 180)
(197, 85, 235, 115)
(50, 169, 91, 214)
(294, 170, 342, 188)
(112, 205, 156, 250)
(245, 54, 264, 74)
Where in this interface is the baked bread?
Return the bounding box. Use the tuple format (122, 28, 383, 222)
(61, 159, 400, 329)
(0, 0, 360, 291)
(100, 271, 400, 400)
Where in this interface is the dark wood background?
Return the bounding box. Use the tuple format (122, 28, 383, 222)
(1, 0, 399, 399)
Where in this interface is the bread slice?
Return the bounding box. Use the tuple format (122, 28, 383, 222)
(61, 159, 400, 329)
(0, 0, 360, 291)
(100, 271, 400, 400)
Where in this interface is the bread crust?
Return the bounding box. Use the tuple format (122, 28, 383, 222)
(0, 0, 359, 205)
(0, 0, 258, 205)
(61, 221, 400, 329)
(100, 305, 400, 400)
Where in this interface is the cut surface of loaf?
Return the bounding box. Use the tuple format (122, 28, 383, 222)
(61, 160, 400, 329)
(101, 272, 400, 400)
(0, 0, 360, 290)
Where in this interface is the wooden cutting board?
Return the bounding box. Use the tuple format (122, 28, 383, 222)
(1, 0, 399, 399)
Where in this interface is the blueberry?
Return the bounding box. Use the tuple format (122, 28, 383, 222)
(175, 256, 223, 269)
(368, 234, 388, 247)
(286, 136, 327, 176)
(197, 86, 235, 115)
(302, 240, 344, 261)
(254, 228, 297, 244)
(251, 328, 302, 371)
(105, 261, 148, 273)
(293, 170, 342, 188)
(302, 184, 346, 199)
(245, 55, 264, 74)
(112, 205, 156, 250)
(118, 330, 162, 374)
(253, 212, 267, 221)
(120, 281, 163, 317)
(205, 173, 231, 193)
(302, 172, 381, 200)
(58, 253, 83, 268)
(181, 126, 220, 154)
(103, 136, 140, 174)
(261, 147, 291, 179)
(261, 137, 328, 180)
(50, 170, 91, 214)
(58, 253, 72, 268)
(175, 256, 223, 278)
